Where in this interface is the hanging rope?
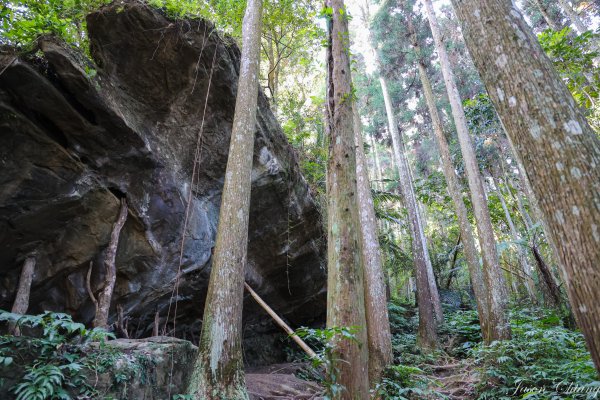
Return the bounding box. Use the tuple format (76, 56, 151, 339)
(163, 33, 220, 337)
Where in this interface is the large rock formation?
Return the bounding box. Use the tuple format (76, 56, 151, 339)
(0, 1, 326, 363)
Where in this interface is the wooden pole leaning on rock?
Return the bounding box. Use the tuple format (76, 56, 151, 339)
(243, 282, 317, 359)
(10, 255, 37, 335)
(93, 198, 128, 328)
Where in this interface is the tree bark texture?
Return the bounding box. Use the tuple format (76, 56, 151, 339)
(353, 105, 393, 386)
(451, 0, 600, 370)
(187, 1, 262, 398)
(324, 1, 370, 397)
(409, 25, 490, 339)
(379, 76, 439, 350)
(93, 198, 128, 329)
(423, 0, 511, 342)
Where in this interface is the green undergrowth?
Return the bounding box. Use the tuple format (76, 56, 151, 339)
(378, 300, 600, 399)
(0, 310, 164, 400)
(471, 307, 600, 399)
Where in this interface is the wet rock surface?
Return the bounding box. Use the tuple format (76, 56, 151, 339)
(0, 1, 326, 363)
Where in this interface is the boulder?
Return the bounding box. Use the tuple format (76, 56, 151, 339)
(0, 1, 326, 364)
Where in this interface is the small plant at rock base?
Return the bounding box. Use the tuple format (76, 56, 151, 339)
(293, 326, 360, 400)
(373, 364, 430, 400)
(0, 310, 115, 399)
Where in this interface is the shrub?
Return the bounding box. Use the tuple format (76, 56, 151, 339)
(0, 310, 114, 399)
(472, 307, 600, 399)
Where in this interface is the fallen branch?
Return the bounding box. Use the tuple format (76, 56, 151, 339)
(244, 282, 317, 359)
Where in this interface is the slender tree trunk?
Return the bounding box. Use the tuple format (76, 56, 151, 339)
(10, 256, 36, 335)
(153, 310, 160, 337)
(409, 24, 490, 338)
(507, 175, 562, 308)
(532, 244, 562, 308)
(369, 135, 384, 191)
(353, 106, 393, 386)
(452, 0, 600, 371)
(533, 0, 562, 31)
(445, 234, 461, 290)
(491, 176, 537, 301)
(379, 77, 439, 350)
(324, 1, 370, 397)
(423, 0, 511, 342)
(187, 2, 262, 398)
(415, 186, 443, 322)
(93, 198, 128, 329)
(557, 0, 588, 33)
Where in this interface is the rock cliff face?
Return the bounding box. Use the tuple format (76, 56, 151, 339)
(0, 2, 326, 363)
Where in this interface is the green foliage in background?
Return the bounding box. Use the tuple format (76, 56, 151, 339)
(538, 27, 600, 133)
(0, 0, 109, 50)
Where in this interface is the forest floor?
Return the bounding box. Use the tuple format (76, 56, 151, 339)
(267, 299, 599, 399)
(246, 363, 323, 399)
(425, 357, 478, 399)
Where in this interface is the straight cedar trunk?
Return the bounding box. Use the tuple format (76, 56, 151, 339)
(491, 177, 537, 301)
(379, 77, 439, 350)
(408, 24, 490, 339)
(10, 256, 36, 335)
(353, 106, 393, 385)
(423, 0, 511, 342)
(187, 1, 262, 398)
(369, 134, 385, 191)
(532, 244, 562, 308)
(93, 198, 128, 328)
(451, 0, 600, 371)
(557, 0, 587, 33)
(533, 0, 562, 31)
(324, 0, 370, 397)
(506, 175, 562, 308)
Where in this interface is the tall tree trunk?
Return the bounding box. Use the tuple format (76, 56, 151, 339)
(445, 234, 461, 290)
(532, 244, 562, 308)
(93, 198, 128, 329)
(353, 107, 393, 386)
(409, 23, 490, 338)
(451, 0, 600, 371)
(507, 175, 562, 308)
(423, 0, 511, 342)
(369, 134, 384, 191)
(325, 1, 370, 397)
(187, 1, 262, 398)
(533, 0, 562, 31)
(10, 256, 36, 335)
(379, 76, 439, 350)
(491, 176, 537, 301)
(557, 0, 588, 33)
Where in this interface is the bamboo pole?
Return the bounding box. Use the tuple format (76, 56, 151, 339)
(244, 282, 317, 359)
